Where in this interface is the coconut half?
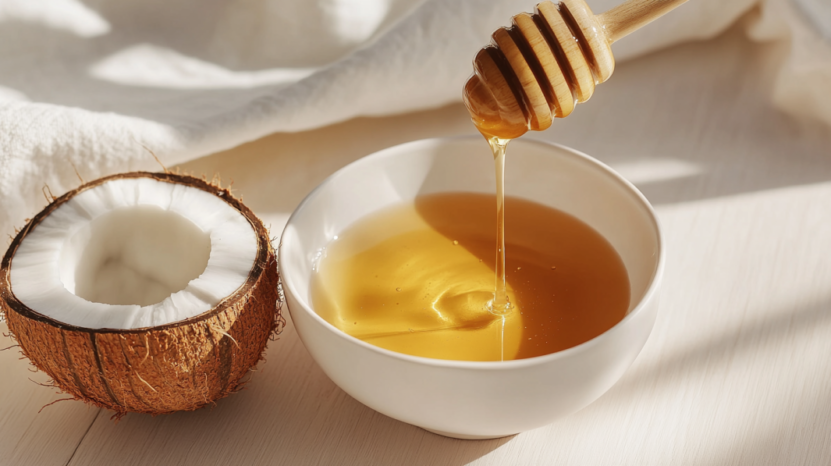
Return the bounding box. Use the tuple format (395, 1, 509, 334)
(0, 172, 281, 416)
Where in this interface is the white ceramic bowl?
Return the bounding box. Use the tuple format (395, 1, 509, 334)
(279, 136, 663, 439)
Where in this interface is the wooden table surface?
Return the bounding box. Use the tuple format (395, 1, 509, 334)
(2, 26, 830, 465)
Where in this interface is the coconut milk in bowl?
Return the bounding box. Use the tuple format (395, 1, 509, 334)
(279, 136, 663, 439)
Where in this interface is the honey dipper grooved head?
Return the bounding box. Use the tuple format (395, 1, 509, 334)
(464, 0, 615, 140)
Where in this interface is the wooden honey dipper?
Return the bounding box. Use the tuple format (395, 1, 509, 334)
(464, 0, 688, 139)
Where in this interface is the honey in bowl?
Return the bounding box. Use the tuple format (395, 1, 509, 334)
(310, 192, 629, 362)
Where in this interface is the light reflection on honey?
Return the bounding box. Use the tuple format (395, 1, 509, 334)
(310, 192, 629, 361)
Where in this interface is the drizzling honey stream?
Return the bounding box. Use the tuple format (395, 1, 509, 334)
(465, 0, 618, 319)
(465, 0, 687, 331)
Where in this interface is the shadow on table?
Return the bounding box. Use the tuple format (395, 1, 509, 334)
(50, 294, 831, 465)
(66, 314, 512, 466)
(602, 292, 831, 463)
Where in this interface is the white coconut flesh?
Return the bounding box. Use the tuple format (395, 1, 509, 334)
(9, 177, 258, 330)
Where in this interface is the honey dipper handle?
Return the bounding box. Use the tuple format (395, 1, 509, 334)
(597, 0, 688, 44)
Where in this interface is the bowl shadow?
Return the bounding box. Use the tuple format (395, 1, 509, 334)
(65, 313, 513, 466)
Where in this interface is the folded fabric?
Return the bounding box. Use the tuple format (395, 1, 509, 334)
(0, 0, 828, 239)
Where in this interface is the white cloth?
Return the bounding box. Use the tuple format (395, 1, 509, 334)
(0, 0, 828, 238)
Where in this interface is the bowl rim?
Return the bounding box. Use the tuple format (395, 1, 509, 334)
(278, 135, 665, 370)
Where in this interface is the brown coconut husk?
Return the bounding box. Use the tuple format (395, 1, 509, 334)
(0, 172, 282, 416)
